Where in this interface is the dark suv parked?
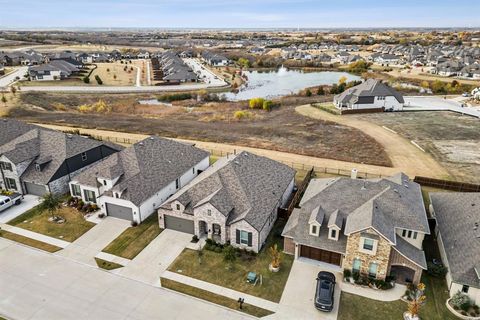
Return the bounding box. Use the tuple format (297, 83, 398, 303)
(314, 271, 336, 312)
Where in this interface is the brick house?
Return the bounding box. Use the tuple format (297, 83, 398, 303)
(282, 173, 429, 284)
(158, 152, 296, 253)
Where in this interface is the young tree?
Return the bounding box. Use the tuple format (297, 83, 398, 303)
(305, 89, 312, 97)
(339, 76, 347, 85)
(317, 86, 325, 95)
(269, 244, 281, 271)
(405, 283, 427, 320)
(10, 86, 17, 96)
(38, 193, 62, 219)
(223, 245, 237, 270)
(1, 94, 7, 105)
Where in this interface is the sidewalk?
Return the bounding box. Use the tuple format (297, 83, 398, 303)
(0, 223, 70, 248)
(162, 270, 279, 312)
(95, 251, 131, 267)
(342, 281, 406, 301)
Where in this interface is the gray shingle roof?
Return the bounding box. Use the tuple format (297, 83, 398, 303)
(0, 121, 120, 185)
(394, 236, 427, 269)
(283, 174, 429, 264)
(334, 79, 405, 105)
(164, 151, 296, 231)
(0, 118, 36, 147)
(432, 192, 480, 288)
(75, 136, 209, 206)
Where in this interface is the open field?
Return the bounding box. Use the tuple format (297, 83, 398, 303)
(8, 91, 391, 167)
(90, 62, 137, 86)
(351, 111, 480, 183)
(388, 68, 480, 86)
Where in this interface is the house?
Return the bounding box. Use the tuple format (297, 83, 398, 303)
(334, 79, 404, 111)
(137, 50, 150, 59)
(28, 60, 80, 81)
(69, 137, 210, 224)
(430, 193, 480, 304)
(158, 151, 296, 252)
(201, 51, 229, 66)
(434, 60, 464, 77)
(0, 119, 120, 196)
(282, 173, 429, 284)
(375, 54, 400, 66)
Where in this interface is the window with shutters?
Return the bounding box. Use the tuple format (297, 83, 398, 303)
(5, 178, 17, 190)
(240, 230, 249, 245)
(0, 161, 12, 171)
(71, 184, 81, 197)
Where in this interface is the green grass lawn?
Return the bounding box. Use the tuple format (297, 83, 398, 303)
(102, 213, 162, 259)
(338, 275, 456, 320)
(8, 205, 95, 242)
(94, 257, 123, 270)
(0, 230, 62, 253)
(161, 278, 273, 318)
(168, 219, 293, 302)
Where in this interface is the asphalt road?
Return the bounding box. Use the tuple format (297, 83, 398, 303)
(0, 238, 251, 320)
(403, 96, 480, 118)
(0, 66, 28, 88)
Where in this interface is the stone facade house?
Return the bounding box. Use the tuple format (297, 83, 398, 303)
(431, 193, 480, 304)
(158, 152, 296, 253)
(282, 173, 429, 284)
(69, 136, 209, 224)
(0, 119, 120, 196)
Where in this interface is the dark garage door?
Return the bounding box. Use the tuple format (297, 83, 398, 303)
(106, 203, 133, 221)
(300, 245, 342, 266)
(24, 182, 48, 196)
(164, 215, 194, 234)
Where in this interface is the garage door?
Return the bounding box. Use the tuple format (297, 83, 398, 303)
(300, 245, 342, 266)
(164, 215, 194, 234)
(24, 182, 48, 196)
(106, 203, 133, 221)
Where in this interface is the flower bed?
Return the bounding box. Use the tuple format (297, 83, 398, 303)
(343, 269, 395, 290)
(65, 196, 99, 214)
(446, 293, 480, 319)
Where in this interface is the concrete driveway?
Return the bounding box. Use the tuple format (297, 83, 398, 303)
(118, 229, 192, 285)
(275, 259, 342, 320)
(0, 194, 40, 223)
(56, 217, 130, 266)
(0, 239, 250, 320)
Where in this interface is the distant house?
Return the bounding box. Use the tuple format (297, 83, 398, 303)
(334, 79, 404, 111)
(69, 137, 210, 224)
(137, 50, 150, 59)
(28, 60, 80, 81)
(434, 60, 464, 77)
(431, 193, 480, 304)
(201, 51, 229, 67)
(375, 54, 400, 66)
(283, 173, 429, 285)
(0, 119, 120, 196)
(158, 151, 295, 252)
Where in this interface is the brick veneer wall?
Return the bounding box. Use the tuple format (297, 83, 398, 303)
(283, 237, 295, 255)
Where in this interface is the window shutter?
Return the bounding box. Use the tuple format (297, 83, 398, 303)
(236, 229, 240, 244)
(248, 232, 252, 247)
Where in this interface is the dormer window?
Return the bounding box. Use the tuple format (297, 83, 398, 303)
(329, 228, 338, 240)
(35, 164, 41, 172)
(176, 203, 181, 211)
(207, 209, 212, 216)
(310, 224, 319, 236)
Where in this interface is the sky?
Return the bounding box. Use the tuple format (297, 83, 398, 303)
(0, 0, 479, 29)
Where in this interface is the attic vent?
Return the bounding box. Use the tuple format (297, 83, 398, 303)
(234, 161, 240, 165)
(67, 134, 73, 139)
(404, 184, 409, 188)
(149, 137, 154, 140)
(393, 189, 399, 193)
(139, 142, 144, 146)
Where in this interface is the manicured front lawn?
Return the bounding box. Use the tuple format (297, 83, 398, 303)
(8, 205, 95, 242)
(168, 220, 293, 302)
(338, 275, 457, 320)
(0, 230, 62, 253)
(94, 257, 123, 270)
(102, 213, 162, 259)
(161, 278, 273, 318)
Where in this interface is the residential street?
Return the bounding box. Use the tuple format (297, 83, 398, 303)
(0, 67, 27, 89)
(0, 238, 252, 320)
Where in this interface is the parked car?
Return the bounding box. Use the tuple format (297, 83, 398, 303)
(462, 92, 471, 97)
(0, 193, 23, 213)
(315, 271, 336, 312)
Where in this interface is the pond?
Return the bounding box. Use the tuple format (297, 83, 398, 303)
(222, 67, 361, 101)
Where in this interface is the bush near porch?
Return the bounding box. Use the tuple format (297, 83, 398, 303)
(167, 219, 293, 302)
(8, 205, 95, 242)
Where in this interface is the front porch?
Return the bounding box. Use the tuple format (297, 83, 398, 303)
(197, 220, 224, 243)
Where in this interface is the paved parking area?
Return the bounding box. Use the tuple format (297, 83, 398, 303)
(0, 194, 40, 223)
(56, 217, 130, 266)
(118, 229, 192, 285)
(0, 239, 250, 320)
(275, 259, 342, 320)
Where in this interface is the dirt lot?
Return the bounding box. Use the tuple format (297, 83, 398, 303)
(351, 111, 480, 183)
(8, 92, 391, 167)
(90, 62, 137, 86)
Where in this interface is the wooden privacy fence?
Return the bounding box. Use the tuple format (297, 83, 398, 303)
(413, 176, 480, 192)
(278, 168, 315, 219)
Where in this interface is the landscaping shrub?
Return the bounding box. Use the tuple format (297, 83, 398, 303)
(214, 246, 222, 253)
(451, 291, 471, 309)
(305, 89, 312, 97)
(427, 262, 448, 278)
(249, 97, 265, 109)
(205, 238, 214, 246)
(191, 235, 199, 243)
(317, 86, 325, 95)
(352, 271, 360, 282)
(343, 269, 351, 279)
(83, 76, 90, 84)
(98, 213, 105, 218)
(158, 93, 192, 102)
(233, 110, 253, 120)
(262, 100, 274, 111)
(131, 221, 138, 227)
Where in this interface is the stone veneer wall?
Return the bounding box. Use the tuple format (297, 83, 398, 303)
(343, 228, 392, 280)
(283, 237, 295, 255)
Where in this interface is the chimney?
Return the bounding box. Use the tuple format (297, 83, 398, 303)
(351, 168, 358, 180)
